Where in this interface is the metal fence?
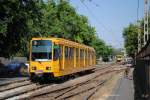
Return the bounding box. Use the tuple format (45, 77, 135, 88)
(135, 39, 150, 100)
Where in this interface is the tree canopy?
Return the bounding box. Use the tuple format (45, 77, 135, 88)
(122, 16, 150, 57)
(0, 0, 113, 58)
(123, 24, 138, 57)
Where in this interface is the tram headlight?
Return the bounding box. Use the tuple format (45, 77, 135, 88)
(32, 66, 36, 70)
(46, 66, 51, 70)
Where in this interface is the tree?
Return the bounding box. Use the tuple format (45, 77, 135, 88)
(91, 37, 113, 58)
(0, 0, 43, 57)
(0, 0, 113, 58)
(123, 24, 138, 57)
(122, 14, 150, 57)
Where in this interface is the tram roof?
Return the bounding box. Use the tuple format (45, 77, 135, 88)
(31, 37, 95, 52)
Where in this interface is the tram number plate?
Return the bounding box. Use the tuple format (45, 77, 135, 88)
(35, 70, 43, 74)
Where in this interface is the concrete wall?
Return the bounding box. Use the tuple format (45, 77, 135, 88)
(0, 57, 27, 65)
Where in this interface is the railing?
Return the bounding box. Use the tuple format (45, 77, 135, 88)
(134, 39, 150, 100)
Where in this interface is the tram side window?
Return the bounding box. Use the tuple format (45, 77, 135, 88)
(92, 52, 94, 63)
(76, 48, 78, 57)
(70, 47, 74, 60)
(86, 50, 88, 60)
(83, 50, 85, 59)
(80, 49, 84, 60)
(80, 49, 82, 59)
(89, 51, 91, 64)
(93, 52, 95, 59)
(91, 51, 93, 60)
(65, 47, 68, 59)
(53, 44, 60, 61)
(88, 51, 90, 59)
(59, 45, 63, 60)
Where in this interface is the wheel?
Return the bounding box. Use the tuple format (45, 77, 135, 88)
(30, 74, 37, 82)
(19, 66, 28, 76)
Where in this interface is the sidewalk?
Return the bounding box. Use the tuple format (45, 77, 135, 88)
(108, 69, 134, 100)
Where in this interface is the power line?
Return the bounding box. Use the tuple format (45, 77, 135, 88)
(88, 0, 123, 45)
(90, 0, 100, 8)
(137, 0, 141, 52)
(80, 0, 122, 47)
(137, 0, 140, 21)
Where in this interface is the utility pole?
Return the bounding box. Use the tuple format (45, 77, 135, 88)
(137, 0, 141, 52)
(138, 20, 141, 52)
(144, 0, 149, 45)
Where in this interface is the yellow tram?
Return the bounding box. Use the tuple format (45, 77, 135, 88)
(116, 55, 123, 62)
(29, 38, 96, 80)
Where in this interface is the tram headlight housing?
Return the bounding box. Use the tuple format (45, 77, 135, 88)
(32, 66, 36, 70)
(46, 66, 51, 70)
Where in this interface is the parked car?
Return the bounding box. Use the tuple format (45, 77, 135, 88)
(126, 60, 134, 67)
(5, 62, 28, 76)
(102, 56, 109, 62)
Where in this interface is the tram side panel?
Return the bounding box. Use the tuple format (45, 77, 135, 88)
(53, 41, 96, 77)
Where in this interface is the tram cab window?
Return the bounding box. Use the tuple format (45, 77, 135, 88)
(31, 40, 52, 61)
(53, 44, 60, 61)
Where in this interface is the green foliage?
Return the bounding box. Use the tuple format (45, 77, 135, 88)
(0, 0, 113, 58)
(111, 48, 123, 56)
(123, 15, 150, 57)
(91, 37, 113, 58)
(0, 0, 43, 57)
(91, 38, 105, 58)
(123, 24, 138, 57)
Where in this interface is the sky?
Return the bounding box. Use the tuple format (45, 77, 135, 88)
(70, 0, 144, 48)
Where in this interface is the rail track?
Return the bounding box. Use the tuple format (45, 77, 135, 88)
(0, 80, 31, 92)
(0, 78, 28, 87)
(0, 82, 51, 99)
(31, 65, 123, 100)
(45, 75, 109, 100)
(0, 63, 125, 100)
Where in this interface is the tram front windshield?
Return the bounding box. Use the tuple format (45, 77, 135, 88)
(31, 40, 52, 61)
